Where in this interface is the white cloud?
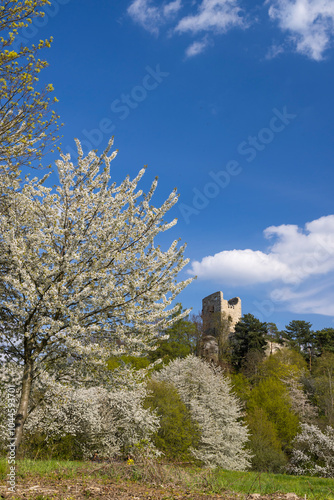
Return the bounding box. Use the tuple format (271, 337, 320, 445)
(163, 0, 182, 16)
(268, 0, 334, 60)
(127, 0, 334, 60)
(266, 43, 285, 59)
(127, 0, 246, 56)
(185, 36, 210, 57)
(127, 0, 182, 34)
(189, 215, 334, 317)
(175, 0, 245, 34)
(270, 280, 334, 316)
(189, 215, 334, 285)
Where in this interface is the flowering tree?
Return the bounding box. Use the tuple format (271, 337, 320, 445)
(0, 138, 192, 450)
(288, 423, 334, 477)
(0, 362, 159, 458)
(0, 1, 60, 169)
(155, 355, 251, 469)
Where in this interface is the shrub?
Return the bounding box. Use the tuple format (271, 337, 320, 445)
(155, 355, 251, 469)
(246, 407, 287, 472)
(145, 379, 200, 461)
(288, 423, 334, 477)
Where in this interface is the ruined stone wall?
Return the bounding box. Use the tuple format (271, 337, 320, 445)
(202, 291, 242, 336)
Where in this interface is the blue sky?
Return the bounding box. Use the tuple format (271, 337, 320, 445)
(24, 0, 334, 331)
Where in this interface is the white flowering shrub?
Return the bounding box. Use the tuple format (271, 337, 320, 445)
(154, 355, 251, 469)
(0, 362, 159, 459)
(288, 423, 334, 477)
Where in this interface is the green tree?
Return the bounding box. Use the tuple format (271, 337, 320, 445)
(284, 320, 315, 369)
(258, 348, 307, 382)
(0, 0, 60, 169)
(231, 314, 268, 371)
(246, 407, 287, 472)
(313, 352, 334, 426)
(145, 380, 200, 461)
(314, 328, 334, 355)
(247, 377, 300, 451)
(148, 306, 197, 365)
(266, 322, 282, 342)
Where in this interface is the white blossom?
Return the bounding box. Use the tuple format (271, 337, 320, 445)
(154, 355, 251, 469)
(288, 423, 334, 478)
(0, 138, 193, 447)
(0, 362, 159, 458)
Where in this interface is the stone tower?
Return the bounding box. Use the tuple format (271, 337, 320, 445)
(201, 291, 242, 365)
(202, 291, 242, 336)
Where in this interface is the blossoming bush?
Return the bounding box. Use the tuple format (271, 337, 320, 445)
(0, 363, 159, 459)
(288, 423, 334, 477)
(154, 355, 251, 469)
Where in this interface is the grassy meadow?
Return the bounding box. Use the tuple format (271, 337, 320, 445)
(1, 458, 334, 499)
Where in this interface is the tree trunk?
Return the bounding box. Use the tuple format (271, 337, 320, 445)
(15, 356, 34, 452)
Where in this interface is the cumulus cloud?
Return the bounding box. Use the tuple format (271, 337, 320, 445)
(127, 0, 182, 34)
(267, 0, 334, 60)
(188, 215, 334, 285)
(189, 215, 334, 317)
(175, 0, 245, 34)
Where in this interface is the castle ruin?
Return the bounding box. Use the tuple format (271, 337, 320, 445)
(201, 291, 242, 364)
(202, 291, 242, 336)
(201, 291, 284, 365)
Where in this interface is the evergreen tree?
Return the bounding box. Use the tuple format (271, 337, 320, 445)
(284, 320, 315, 369)
(231, 314, 268, 371)
(314, 328, 334, 355)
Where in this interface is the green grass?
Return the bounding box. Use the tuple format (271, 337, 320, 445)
(206, 469, 334, 499)
(1, 458, 334, 499)
(0, 457, 90, 481)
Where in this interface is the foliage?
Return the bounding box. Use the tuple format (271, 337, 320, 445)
(148, 306, 198, 366)
(313, 352, 334, 426)
(246, 407, 287, 473)
(247, 377, 300, 450)
(155, 355, 251, 469)
(258, 348, 307, 382)
(229, 372, 251, 404)
(231, 314, 268, 371)
(107, 355, 151, 371)
(0, 0, 60, 169)
(266, 322, 282, 342)
(283, 320, 315, 368)
(314, 328, 334, 355)
(288, 423, 334, 478)
(0, 139, 192, 448)
(145, 379, 200, 461)
(257, 350, 317, 423)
